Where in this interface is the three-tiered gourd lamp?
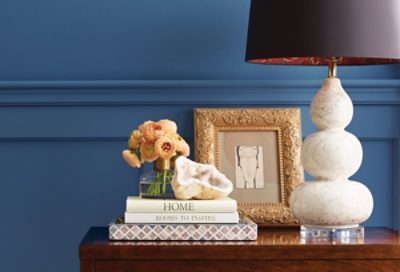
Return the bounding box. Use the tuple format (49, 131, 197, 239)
(245, 0, 400, 239)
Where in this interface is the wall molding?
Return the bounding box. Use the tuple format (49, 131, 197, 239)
(0, 136, 393, 142)
(0, 136, 127, 142)
(0, 79, 399, 106)
(394, 137, 400, 230)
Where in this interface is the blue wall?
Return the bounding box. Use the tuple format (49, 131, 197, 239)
(0, 1, 399, 272)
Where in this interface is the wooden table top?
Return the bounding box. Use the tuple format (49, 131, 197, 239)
(80, 227, 400, 261)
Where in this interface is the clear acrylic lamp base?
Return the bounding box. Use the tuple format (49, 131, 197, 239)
(300, 225, 364, 244)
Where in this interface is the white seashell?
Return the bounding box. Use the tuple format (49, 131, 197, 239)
(172, 157, 233, 200)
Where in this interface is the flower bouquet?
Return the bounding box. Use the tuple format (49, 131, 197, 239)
(122, 119, 190, 198)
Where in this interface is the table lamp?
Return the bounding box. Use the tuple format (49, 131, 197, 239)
(246, 0, 400, 239)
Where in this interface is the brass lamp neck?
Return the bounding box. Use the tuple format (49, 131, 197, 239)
(326, 57, 341, 77)
(328, 59, 338, 78)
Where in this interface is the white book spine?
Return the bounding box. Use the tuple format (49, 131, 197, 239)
(126, 197, 237, 213)
(124, 212, 239, 224)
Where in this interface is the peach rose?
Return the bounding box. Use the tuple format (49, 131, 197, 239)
(165, 132, 190, 157)
(155, 136, 177, 160)
(128, 130, 142, 149)
(140, 142, 158, 162)
(158, 119, 177, 134)
(176, 138, 190, 157)
(139, 121, 164, 143)
(122, 150, 141, 168)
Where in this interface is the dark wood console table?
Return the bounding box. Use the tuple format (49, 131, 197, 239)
(80, 227, 400, 272)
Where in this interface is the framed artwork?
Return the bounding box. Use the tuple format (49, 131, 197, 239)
(194, 108, 303, 226)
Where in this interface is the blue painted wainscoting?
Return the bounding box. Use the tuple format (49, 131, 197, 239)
(0, 79, 399, 271)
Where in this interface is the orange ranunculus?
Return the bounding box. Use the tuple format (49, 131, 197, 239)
(158, 119, 177, 134)
(128, 130, 142, 149)
(122, 150, 141, 168)
(165, 132, 190, 157)
(139, 121, 164, 143)
(176, 138, 190, 157)
(140, 141, 158, 162)
(154, 136, 177, 160)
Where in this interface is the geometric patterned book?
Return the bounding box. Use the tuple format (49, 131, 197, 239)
(109, 216, 257, 241)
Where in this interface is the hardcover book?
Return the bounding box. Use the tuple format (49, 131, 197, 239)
(124, 212, 239, 224)
(109, 217, 257, 241)
(126, 196, 237, 213)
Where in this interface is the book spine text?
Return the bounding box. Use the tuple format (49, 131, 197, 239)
(124, 212, 239, 224)
(126, 199, 237, 213)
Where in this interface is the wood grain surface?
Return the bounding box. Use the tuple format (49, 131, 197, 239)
(80, 227, 400, 272)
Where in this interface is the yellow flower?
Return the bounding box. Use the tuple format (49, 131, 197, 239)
(128, 130, 142, 149)
(158, 119, 177, 134)
(139, 121, 164, 143)
(155, 136, 177, 160)
(140, 141, 158, 162)
(122, 150, 141, 168)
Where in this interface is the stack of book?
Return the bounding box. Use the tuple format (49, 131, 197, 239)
(109, 197, 257, 241)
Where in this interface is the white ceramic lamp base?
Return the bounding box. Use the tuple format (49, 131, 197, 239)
(289, 77, 373, 238)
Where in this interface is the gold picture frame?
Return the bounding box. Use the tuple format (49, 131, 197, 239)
(194, 108, 303, 226)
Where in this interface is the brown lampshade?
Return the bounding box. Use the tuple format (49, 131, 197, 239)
(245, 0, 400, 65)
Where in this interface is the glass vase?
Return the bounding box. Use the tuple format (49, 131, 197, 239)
(139, 158, 174, 199)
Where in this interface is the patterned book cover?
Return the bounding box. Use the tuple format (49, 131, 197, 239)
(109, 216, 257, 241)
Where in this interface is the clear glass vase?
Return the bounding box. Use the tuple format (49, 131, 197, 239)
(139, 158, 174, 199)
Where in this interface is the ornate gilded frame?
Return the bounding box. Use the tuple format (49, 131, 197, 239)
(194, 108, 303, 226)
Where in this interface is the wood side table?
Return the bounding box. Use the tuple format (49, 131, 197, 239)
(80, 227, 400, 272)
